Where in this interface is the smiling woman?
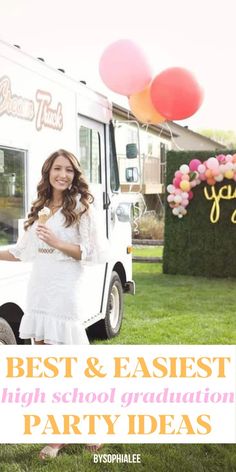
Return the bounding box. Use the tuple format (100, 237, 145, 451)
(4, 149, 97, 344)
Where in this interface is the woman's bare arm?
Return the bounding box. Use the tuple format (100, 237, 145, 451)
(0, 251, 20, 261)
(36, 224, 82, 260)
(56, 240, 82, 260)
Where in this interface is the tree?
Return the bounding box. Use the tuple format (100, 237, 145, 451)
(198, 129, 236, 148)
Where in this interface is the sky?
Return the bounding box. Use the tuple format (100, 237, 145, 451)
(1, 0, 236, 132)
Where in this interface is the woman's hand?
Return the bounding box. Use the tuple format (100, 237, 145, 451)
(36, 224, 82, 260)
(36, 224, 61, 249)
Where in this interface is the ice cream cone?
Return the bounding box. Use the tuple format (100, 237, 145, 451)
(38, 207, 51, 224)
(38, 214, 49, 224)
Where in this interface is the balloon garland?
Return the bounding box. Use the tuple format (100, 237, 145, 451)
(167, 154, 236, 218)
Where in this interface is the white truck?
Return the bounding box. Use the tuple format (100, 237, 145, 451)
(0, 39, 135, 344)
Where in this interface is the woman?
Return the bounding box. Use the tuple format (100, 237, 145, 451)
(0, 149, 105, 458)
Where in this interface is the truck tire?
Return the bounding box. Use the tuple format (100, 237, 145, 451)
(87, 271, 124, 340)
(0, 317, 17, 345)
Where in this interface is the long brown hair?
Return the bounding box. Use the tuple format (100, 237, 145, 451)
(24, 149, 94, 229)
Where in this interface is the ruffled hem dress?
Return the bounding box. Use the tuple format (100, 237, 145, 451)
(9, 195, 109, 345)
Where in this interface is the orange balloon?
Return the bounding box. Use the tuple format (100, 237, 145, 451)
(129, 86, 166, 124)
(205, 169, 213, 178)
(207, 178, 216, 185)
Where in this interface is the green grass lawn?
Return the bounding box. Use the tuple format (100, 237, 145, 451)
(132, 246, 163, 257)
(0, 262, 236, 471)
(104, 261, 236, 345)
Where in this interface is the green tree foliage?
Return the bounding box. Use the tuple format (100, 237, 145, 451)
(198, 129, 236, 148)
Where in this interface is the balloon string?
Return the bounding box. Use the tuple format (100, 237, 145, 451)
(158, 124, 163, 138)
(142, 123, 149, 133)
(163, 121, 185, 151)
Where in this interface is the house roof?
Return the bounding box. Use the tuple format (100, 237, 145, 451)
(169, 121, 227, 149)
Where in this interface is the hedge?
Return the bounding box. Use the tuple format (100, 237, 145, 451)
(163, 150, 236, 278)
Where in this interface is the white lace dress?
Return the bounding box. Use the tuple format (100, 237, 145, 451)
(9, 196, 108, 345)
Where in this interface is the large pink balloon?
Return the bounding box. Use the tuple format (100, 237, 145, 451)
(99, 39, 152, 96)
(150, 67, 204, 120)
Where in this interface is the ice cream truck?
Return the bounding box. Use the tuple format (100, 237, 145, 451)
(0, 39, 135, 344)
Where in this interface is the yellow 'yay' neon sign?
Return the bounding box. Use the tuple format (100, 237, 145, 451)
(204, 185, 236, 224)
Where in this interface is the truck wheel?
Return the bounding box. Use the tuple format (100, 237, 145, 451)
(0, 317, 17, 345)
(87, 271, 124, 340)
(104, 271, 124, 338)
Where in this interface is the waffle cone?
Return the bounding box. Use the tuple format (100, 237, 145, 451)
(38, 214, 50, 224)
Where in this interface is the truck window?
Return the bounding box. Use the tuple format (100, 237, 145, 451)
(79, 126, 101, 184)
(109, 121, 120, 192)
(0, 147, 26, 246)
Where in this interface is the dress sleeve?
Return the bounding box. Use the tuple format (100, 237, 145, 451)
(78, 204, 110, 264)
(8, 225, 37, 262)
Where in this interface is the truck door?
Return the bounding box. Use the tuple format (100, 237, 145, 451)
(77, 116, 108, 325)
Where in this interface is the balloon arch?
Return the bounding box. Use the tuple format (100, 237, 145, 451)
(167, 154, 236, 218)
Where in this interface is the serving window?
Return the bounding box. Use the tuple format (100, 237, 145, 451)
(0, 147, 26, 246)
(79, 126, 101, 184)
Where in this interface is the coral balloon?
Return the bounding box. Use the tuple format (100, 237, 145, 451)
(129, 86, 165, 124)
(150, 67, 204, 120)
(99, 39, 152, 96)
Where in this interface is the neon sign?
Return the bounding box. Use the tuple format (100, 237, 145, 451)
(0, 76, 63, 132)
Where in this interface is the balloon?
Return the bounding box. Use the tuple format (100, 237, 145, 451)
(175, 170, 182, 178)
(225, 162, 233, 170)
(129, 86, 165, 124)
(180, 180, 191, 192)
(207, 178, 216, 185)
(216, 154, 226, 163)
(199, 173, 207, 181)
(205, 169, 213, 178)
(173, 177, 182, 187)
(172, 207, 180, 216)
(179, 164, 190, 174)
(215, 174, 224, 182)
(99, 39, 152, 96)
(167, 184, 175, 193)
(206, 157, 219, 170)
(189, 159, 202, 171)
(198, 164, 206, 174)
(219, 165, 226, 173)
(174, 195, 182, 204)
(150, 67, 204, 120)
(225, 170, 234, 179)
(181, 174, 190, 181)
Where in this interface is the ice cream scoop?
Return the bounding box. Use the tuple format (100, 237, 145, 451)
(38, 207, 51, 224)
